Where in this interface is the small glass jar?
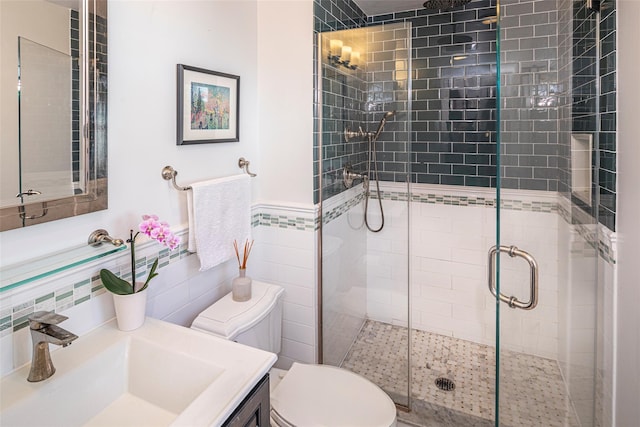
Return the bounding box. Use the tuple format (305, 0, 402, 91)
(232, 268, 252, 302)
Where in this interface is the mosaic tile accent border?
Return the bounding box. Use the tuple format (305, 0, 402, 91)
(598, 227, 617, 265)
(2, 196, 616, 338)
(328, 188, 559, 217)
(2, 208, 319, 337)
(365, 188, 559, 213)
(1, 238, 191, 337)
(324, 188, 615, 263)
(3, 208, 320, 338)
(558, 200, 572, 225)
(558, 197, 616, 264)
(322, 191, 365, 225)
(253, 212, 318, 231)
(573, 222, 598, 256)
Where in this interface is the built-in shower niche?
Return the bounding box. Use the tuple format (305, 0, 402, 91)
(570, 133, 593, 206)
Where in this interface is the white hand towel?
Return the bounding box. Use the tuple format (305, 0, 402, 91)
(187, 174, 251, 271)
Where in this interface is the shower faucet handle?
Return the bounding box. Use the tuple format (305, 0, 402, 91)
(342, 165, 367, 189)
(344, 126, 370, 142)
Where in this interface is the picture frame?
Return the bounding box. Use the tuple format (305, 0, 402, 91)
(177, 64, 240, 145)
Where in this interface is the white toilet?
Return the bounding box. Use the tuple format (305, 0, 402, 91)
(191, 280, 397, 427)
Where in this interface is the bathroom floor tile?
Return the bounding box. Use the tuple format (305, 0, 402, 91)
(341, 320, 579, 427)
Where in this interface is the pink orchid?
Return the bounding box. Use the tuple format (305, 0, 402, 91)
(100, 214, 180, 295)
(139, 217, 160, 236)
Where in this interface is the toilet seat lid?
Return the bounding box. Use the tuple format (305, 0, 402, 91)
(271, 363, 396, 427)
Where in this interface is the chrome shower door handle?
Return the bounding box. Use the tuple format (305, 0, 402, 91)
(488, 245, 539, 310)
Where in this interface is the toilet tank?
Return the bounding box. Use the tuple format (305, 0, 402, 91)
(191, 281, 285, 354)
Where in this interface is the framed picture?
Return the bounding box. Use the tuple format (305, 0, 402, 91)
(177, 64, 240, 145)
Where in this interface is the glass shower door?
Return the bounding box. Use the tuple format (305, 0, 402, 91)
(318, 22, 412, 410)
(495, 0, 599, 425)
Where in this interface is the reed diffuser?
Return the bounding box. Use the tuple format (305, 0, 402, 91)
(232, 239, 254, 301)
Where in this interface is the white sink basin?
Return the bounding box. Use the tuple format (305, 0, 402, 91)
(0, 318, 276, 426)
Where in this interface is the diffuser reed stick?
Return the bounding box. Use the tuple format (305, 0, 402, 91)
(233, 239, 254, 269)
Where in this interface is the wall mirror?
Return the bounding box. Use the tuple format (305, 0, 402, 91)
(0, 0, 107, 231)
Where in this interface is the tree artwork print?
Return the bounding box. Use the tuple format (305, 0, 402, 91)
(190, 83, 231, 130)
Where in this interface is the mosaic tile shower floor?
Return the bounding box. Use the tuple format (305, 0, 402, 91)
(341, 320, 579, 427)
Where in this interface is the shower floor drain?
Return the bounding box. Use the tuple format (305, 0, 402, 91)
(435, 377, 456, 391)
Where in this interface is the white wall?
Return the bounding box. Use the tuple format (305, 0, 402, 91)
(1, 0, 259, 265)
(0, 0, 315, 258)
(615, 1, 640, 424)
(559, 220, 598, 426)
(596, 254, 616, 427)
(1, 0, 316, 268)
(1, 0, 318, 374)
(366, 190, 410, 329)
(251, 205, 317, 369)
(256, 0, 314, 206)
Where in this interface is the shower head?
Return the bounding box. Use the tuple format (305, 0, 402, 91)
(372, 110, 396, 140)
(423, 0, 472, 10)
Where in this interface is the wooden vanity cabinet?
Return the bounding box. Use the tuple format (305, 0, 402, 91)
(222, 374, 270, 427)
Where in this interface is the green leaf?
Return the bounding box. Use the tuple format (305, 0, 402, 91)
(137, 258, 159, 293)
(99, 269, 134, 295)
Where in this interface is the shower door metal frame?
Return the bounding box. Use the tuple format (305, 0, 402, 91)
(494, 1, 503, 423)
(315, 31, 324, 366)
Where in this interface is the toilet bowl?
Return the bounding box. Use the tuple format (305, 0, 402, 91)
(191, 280, 397, 427)
(271, 362, 396, 427)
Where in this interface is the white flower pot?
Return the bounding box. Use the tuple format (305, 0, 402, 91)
(112, 287, 148, 331)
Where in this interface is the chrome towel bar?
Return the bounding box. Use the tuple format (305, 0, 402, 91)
(161, 166, 192, 191)
(162, 157, 256, 191)
(238, 157, 257, 177)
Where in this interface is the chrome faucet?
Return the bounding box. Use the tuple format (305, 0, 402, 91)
(27, 311, 78, 382)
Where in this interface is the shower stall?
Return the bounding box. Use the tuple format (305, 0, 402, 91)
(316, 0, 613, 425)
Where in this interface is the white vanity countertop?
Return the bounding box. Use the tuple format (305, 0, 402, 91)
(0, 317, 277, 426)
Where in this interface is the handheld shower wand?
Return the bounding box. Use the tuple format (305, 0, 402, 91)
(341, 110, 397, 232)
(363, 110, 396, 232)
(372, 110, 396, 140)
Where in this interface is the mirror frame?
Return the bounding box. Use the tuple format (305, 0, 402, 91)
(0, 0, 108, 231)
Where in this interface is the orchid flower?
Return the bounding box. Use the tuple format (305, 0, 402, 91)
(100, 215, 181, 295)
